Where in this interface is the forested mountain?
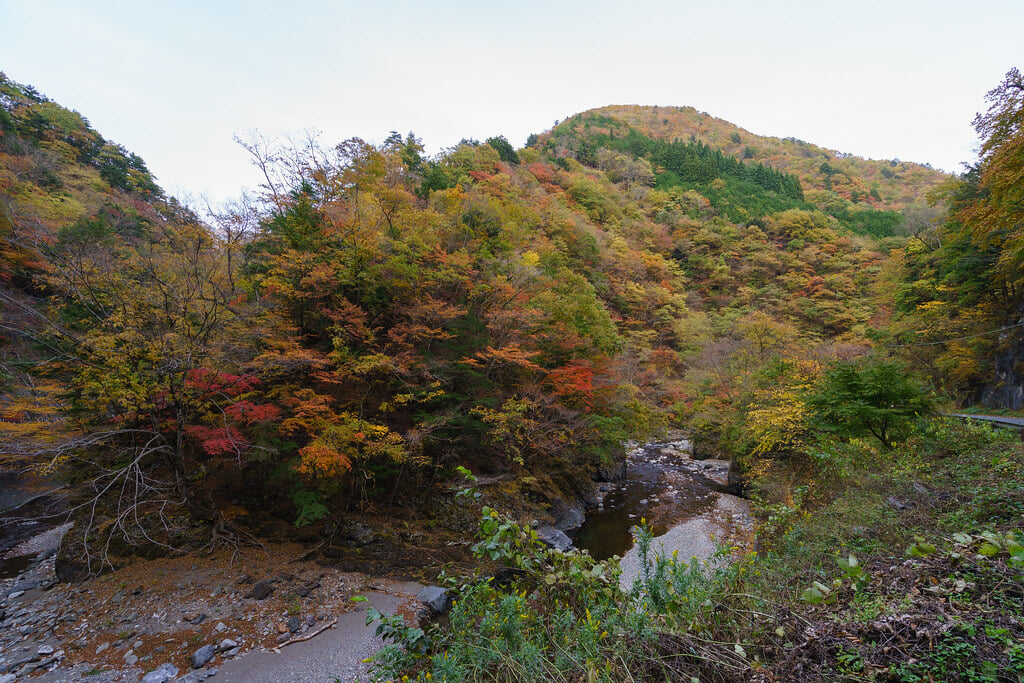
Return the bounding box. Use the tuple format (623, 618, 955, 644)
(565, 104, 948, 210)
(2, 70, 1019, 578)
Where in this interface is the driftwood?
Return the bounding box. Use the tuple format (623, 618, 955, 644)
(279, 618, 338, 647)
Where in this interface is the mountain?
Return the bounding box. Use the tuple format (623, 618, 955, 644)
(3, 72, 1023, 682)
(0, 72, 192, 289)
(0, 72, 993, 578)
(548, 104, 950, 211)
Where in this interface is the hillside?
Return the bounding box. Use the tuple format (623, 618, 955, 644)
(560, 104, 950, 210)
(0, 73, 952, 559)
(1, 71, 1023, 682)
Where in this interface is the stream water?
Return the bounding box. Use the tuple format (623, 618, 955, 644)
(0, 471, 65, 579)
(570, 439, 732, 560)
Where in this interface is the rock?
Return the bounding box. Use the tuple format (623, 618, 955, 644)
(141, 662, 179, 683)
(250, 581, 274, 600)
(275, 632, 291, 645)
(191, 644, 216, 669)
(95, 641, 110, 654)
(235, 574, 253, 585)
(0, 675, 15, 683)
(416, 585, 450, 615)
(276, 622, 289, 634)
(332, 520, 380, 547)
(7, 591, 24, 600)
(216, 639, 237, 652)
(223, 646, 240, 657)
(133, 639, 144, 649)
(305, 614, 315, 626)
(535, 526, 572, 552)
(37, 644, 54, 656)
(295, 582, 319, 598)
(594, 456, 627, 482)
(214, 621, 227, 633)
(125, 653, 139, 666)
(551, 500, 586, 531)
(189, 614, 208, 625)
(886, 496, 909, 511)
(286, 616, 301, 633)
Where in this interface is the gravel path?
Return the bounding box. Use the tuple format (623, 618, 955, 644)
(216, 582, 421, 683)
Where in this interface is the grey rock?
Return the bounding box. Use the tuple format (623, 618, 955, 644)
(305, 614, 315, 626)
(223, 647, 240, 657)
(124, 653, 138, 666)
(286, 616, 301, 633)
(536, 526, 572, 552)
(95, 641, 110, 654)
(551, 501, 586, 531)
(250, 581, 273, 600)
(213, 621, 227, 633)
(887, 496, 909, 511)
(11, 579, 40, 593)
(191, 644, 215, 669)
(594, 457, 627, 481)
(36, 644, 54, 656)
(295, 582, 318, 597)
(416, 585, 450, 615)
(275, 632, 291, 645)
(6, 591, 24, 600)
(0, 674, 15, 683)
(141, 662, 178, 683)
(217, 639, 237, 652)
(333, 520, 380, 547)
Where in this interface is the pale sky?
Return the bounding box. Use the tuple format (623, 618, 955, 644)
(2, 0, 1021, 205)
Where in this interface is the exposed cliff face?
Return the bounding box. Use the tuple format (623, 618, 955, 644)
(981, 323, 1024, 410)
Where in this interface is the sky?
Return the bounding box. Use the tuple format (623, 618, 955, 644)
(2, 0, 1022, 206)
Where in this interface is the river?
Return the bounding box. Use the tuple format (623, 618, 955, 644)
(570, 438, 752, 581)
(0, 470, 65, 579)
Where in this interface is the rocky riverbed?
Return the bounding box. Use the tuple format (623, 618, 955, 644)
(572, 438, 752, 568)
(0, 528, 426, 682)
(0, 436, 753, 681)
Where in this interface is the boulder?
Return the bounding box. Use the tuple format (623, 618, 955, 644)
(594, 457, 627, 482)
(331, 520, 381, 547)
(536, 526, 572, 552)
(551, 500, 586, 531)
(250, 580, 274, 600)
(416, 585, 450, 615)
(142, 663, 179, 683)
(191, 644, 216, 669)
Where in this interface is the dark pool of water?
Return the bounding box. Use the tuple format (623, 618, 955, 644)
(0, 470, 65, 579)
(571, 441, 726, 560)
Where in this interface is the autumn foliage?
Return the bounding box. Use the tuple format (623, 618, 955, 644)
(8, 68, 1019, 558)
